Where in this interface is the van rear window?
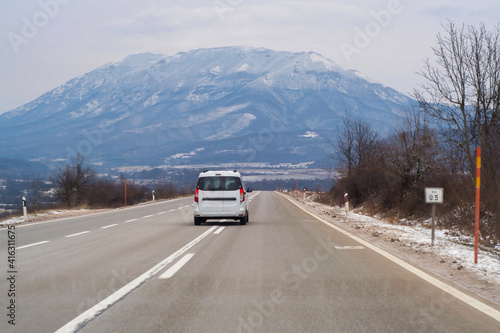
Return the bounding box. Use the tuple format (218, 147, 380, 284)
(197, 177, 242, 191)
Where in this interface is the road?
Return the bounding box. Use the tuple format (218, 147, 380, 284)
(1, 191, 499, 332)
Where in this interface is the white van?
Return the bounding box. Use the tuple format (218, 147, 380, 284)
(194, 170, 251, 225)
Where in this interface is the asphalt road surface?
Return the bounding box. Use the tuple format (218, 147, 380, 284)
(1, 191, 499, 332)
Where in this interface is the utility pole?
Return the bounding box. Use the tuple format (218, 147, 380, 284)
(124, 179, 127, 207)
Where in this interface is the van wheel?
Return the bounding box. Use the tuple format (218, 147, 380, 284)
(245, 211, 249, 223)
(194, 217, 201, 225)
(240, 212, 247, 225)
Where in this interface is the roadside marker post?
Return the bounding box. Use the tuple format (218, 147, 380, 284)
(152, 190, 155, 202)
(22, 196, 27, 218)
(344, 193, 349, 217)
(425, 187, 444, 246)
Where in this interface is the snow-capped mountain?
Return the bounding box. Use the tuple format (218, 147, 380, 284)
(0, 46, 414, 169)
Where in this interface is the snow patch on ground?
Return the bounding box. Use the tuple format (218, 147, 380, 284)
(143, 92, 160, 107)
(204, 113, 256, 141)
(210, 66, 221, 75)
(169, 148, 205, 160)
(344, 211, 500, 283)
(70, 99, 103, 118)
(287, 193, 500, 305)
(309, 53, 336, 70)
(237, 63, 249, 72)
(0, 210, 85, 226)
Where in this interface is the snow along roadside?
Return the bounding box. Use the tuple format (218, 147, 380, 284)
(282, 192, 500, 307)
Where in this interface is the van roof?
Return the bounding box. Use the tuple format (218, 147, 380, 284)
(198, 170, 241, 177)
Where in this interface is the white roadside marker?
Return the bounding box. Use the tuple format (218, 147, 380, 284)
(159, 253, 195, 279)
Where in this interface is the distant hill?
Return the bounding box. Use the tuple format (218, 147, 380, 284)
(0, 157, 51, 179)
(0, 46, 414, 169)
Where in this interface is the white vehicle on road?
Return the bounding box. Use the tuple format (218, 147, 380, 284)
(194, 170, 251, 225)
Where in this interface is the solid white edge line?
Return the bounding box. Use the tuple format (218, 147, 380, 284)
(158, 253, 196, 279)
(0, 196, 192, 230)
(213, 226, 226, 235)
(278, 192, 500, 323)
(64, 231, 90, 238)
(55, 226, 218, 333)
(101, 224, 118, 229)
(17, 240, 50, 250)
(124, 219, 137, 223)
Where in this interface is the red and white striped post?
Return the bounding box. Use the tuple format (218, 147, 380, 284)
(474, 147, 481, 264)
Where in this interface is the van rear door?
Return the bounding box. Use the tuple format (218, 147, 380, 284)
(222, 177, 241, 213)
(196, 176, 242, 213)
(197, 176, 224, 212)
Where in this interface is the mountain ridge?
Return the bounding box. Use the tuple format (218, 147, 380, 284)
(0, 46, 414, 169)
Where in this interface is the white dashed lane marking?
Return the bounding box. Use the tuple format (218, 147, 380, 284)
(213, 227, 225, 235)
(101, 224, 118, 229)
(65, 231, 90, 238)
(159, 253, 196, 279)
(17, 241, 50, 250)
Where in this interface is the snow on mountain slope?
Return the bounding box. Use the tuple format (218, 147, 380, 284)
(0, 46, 414, 168)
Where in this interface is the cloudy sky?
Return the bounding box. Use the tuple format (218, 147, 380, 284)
(0, 0, 498, 114)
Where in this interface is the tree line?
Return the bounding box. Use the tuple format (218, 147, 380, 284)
(328, 22, 499, 247)
(48, 154, 190, 209)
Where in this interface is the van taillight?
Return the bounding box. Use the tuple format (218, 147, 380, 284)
(240, 188, 244, 202)
(194, 188, 199, 202)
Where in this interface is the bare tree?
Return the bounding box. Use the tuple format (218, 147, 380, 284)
(414, 21, 500, 191)
(50, 154, 96, 208)
(332, 112, 380, 176)
(333, 113, 355, 176)
(29, 178, 45, 212)
(385, 109, 437, 191)
(155, 181, 178, 199)
(352, 118, 380, 170)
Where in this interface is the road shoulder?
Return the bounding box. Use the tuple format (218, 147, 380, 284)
(277, 191, 500, 309)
